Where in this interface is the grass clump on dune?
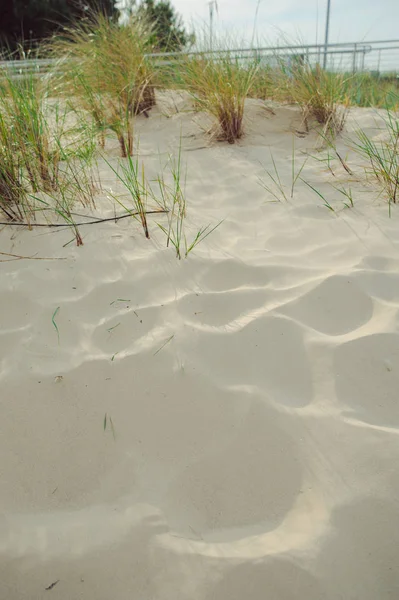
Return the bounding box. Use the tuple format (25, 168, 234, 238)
(178, 45, 258, 143)
(0, 62, 97, 243)
(245, 53, 351, 138)
(0, 66, 61, 222)
(51, 12, 156, 157)
(343, 73, 399, 110)
(354, 104, 399, 213)
(283, 64, 350, 137)
(248, 63, 280, 102)
(0, 70, 59, 194)
(154, 145, 222, 258)
(0, 109, 28, 221)
(247, 58, 398, 113)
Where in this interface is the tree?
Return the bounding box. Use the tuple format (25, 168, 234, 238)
(137, 0, 191, 52)
(0, 0, 116, 51)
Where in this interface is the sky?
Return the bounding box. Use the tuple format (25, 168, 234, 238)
(170, 0, 399, 46)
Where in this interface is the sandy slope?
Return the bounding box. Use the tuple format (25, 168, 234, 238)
(1, 95, 399, 599)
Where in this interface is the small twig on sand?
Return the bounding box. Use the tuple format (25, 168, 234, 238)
(0, 251, 67, 262)
(45, 580, 59, 591)
(153, 334, 175, 356)
(0, 209, 168, 228)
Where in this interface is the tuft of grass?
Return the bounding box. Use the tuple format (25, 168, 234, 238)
(334, 185, 354, 208)
(248, 64, 275, 101)
(0, 67, 59, 222)
(258, 151, 288, 202)
(178, 43, 258, 143)
(0, 72, 59, 194)
(342, 72, 399, 110)
(280, 63, 350, 139)
(184, 222, 222, 256)
(155, 141, 186, 255)
(0, 108, 27, 221)
(259, 141, 308, 202)
(0, 54, 98, 239)
(353, 105, 399, 215)
(249, 65, 399, 111)
(155, 143, 222, 258)
(105, 153, 152, 239)
(50, 12, 156, 157)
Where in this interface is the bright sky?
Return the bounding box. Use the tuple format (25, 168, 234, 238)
(171, 0, 399, 45)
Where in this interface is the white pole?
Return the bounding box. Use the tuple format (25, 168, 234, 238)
(251, 0, 262, 49)
(209, 2, 214, 51)
(323, 0, 331, 69)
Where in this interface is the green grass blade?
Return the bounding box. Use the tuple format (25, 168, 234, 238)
(52, 306, 60, 344)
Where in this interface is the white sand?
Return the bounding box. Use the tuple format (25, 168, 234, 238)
(1, 95, 399, 599)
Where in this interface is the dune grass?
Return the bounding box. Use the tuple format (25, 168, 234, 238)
(0, 61, 99, 243)
(0, 47, 219, 254)
(249, 64, 275, 101)
(176, 45, 259, 143)
(102, 139, 221, 255)
(354, 104, 399, 214)
(105, 152, 152, 239)
(250, 63, 399, 109)
(259, 138, 308, 202)
(154, 143, 222, 258)
(0, 17, 221, 255)
(0, 69, 59, 223)
(343, 73, 399, 110)
(0, 107, 28, 221)
(334, 185, 354, 208)
(281, 63, 350, 137)
(50, 12, 156, 157)
(6, 20, 398, 252)
(0, 69, 59, 222)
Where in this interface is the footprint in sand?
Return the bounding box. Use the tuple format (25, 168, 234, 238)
(163, 404, 302, 539)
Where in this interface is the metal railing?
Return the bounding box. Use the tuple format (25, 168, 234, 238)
(149, 41, 373, 72)
(322, 39, 399, 73)
(0, 39, 398, 77)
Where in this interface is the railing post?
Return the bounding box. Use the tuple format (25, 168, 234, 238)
(323, 0, 331, 69)
(361, 48, 366, 71)
(352, 43, 357, 74)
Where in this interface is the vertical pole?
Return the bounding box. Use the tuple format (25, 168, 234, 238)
(209, 1, 218, 52)
(361, 48, 366, 72)
(323, 0, 331, 69)
(352, 43, 357, 74)
(209, 2, 213, 51)
(251, 0, 262, 49)
(377, 49, 381, 74)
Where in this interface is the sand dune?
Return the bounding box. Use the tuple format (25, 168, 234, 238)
(1, 96, 399, 599)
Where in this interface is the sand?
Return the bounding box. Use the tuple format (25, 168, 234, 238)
(1, 95, 399, 599)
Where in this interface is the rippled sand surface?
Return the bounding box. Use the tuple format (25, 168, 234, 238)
(1, 96, 399, 599)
